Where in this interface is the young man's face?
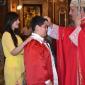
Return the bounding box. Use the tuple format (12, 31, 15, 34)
(69, 6, 78, 21)
(35, 22, 48, 38)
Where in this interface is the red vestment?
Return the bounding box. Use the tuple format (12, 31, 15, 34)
(78, 23, 85, 85)
(24, 39, 53, 85)
(56, 26, 78, 85)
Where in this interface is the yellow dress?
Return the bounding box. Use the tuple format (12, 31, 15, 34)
(2, 32, 25, 85)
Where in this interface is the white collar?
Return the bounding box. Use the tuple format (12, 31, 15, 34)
(31, 33, 44, 44)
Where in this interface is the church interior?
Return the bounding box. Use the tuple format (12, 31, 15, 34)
(0, 0, 71, 85)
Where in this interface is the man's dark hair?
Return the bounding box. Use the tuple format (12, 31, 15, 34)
(29, 16, 46, 32)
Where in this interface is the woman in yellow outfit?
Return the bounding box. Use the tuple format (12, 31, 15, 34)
(2, 12, 30, 85)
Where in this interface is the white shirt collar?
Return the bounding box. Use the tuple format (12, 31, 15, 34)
(31, 33, 44, 44)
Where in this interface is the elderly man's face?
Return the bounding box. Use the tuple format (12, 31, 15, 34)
(80, 8, 85, 18)
(69, 6, 78, 21)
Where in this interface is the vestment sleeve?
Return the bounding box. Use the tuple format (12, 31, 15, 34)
(47, 24, 59, 40)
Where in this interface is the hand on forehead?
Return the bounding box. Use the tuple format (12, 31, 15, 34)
(44, 16, 51, 22)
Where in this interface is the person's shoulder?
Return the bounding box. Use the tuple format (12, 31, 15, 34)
(25, 39, 43, 48)
(59, 26, 74, 36)
(2, 32, 11, 37)
(59, 26, 74, 31)
(59, 25, 74, 28)
(24, 39, 43, 52)
(30, 39, 42, 46)
(2, 32, 11, 40)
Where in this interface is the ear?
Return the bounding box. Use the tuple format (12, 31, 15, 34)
(35, 25, 40, 29)
(35, 25, 40, 31)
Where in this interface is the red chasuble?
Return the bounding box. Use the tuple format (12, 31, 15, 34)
(24, 39, 53, 85)
(78, 23, 85, 85)
(56, 26, 78, 85)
